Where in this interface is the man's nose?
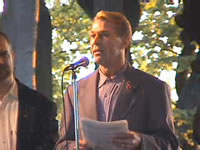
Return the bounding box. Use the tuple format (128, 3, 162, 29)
(0, 57, 6, 64)
(92, 35, 101, 45)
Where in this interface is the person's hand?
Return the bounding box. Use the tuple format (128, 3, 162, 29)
(73, 140, 93, 150)
(112, 131, 141, 150)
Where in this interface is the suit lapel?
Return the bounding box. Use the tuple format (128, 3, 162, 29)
(78, 71, 99, 120)
(77, 66, 143, 121)
(17, 82, 36, 149)
(111, 66, 141, 121)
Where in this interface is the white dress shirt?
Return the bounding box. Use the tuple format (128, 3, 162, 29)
(0, 81, 19, 150)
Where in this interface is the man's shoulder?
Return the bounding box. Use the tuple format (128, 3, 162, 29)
(79, 70, 98, 82)
(128, 67, 167, 87)
(65, 71, 98, 98)
(17, 81, 43, 96)
(16, 80, 53, 104)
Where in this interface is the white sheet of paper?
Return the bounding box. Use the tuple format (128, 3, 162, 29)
(80, 118, 129, 150)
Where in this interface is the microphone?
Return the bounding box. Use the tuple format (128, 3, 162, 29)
(64, 56, 89, 71)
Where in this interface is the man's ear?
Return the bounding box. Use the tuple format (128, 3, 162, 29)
(11, 50, 16, 63)
(121, 37, 130, 49)
(11, 50, 17, 77)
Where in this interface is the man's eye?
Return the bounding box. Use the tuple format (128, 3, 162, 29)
(90, 34, 95, 38)
(102, 33, 109, 38)
(0, 52, 9, 58)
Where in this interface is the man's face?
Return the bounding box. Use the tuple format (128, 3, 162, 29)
(0, 36, 14, 82)
(90, 19, 126, 67)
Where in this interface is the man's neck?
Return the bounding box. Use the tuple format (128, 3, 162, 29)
(99, 61, 127, 77)
(0, 76, 15, 100)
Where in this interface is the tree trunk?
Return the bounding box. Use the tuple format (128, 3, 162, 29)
(1, 0, 37, 88)
(1, 0, 52, 98)
(175, 0, 200, 109)
(35, 0, 52, 99)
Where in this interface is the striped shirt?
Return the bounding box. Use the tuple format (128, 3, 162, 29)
(97, 65, 127, 121)
(0, 81, 18, 150)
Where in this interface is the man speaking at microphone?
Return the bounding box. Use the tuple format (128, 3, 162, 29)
(56, 11, 179, 150)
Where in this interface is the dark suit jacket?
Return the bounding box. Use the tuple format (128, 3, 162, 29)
(16, 80, 58, 150)
(56, 66, 179, 150)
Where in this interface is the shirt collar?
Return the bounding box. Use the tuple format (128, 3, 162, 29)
(98, 70, 108, 88)
(98, 63, 128, 88)
(6, 80, 18, 102)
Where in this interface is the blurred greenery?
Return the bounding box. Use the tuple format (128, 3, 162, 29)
(174, 107, 197, 149)
(51, 1, 92, 117)
(131, 1, 183, 76)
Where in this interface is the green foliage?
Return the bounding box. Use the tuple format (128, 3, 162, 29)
(131, 2, 185, 76)
(174, 108, 197, 149)
(51, 0, 92, 114)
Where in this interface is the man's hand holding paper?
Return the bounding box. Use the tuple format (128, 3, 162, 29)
(80, 118, 130, 150)
(112, 131, 142, 150)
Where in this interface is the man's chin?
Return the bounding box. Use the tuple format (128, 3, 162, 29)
(94, 57, 102, 65)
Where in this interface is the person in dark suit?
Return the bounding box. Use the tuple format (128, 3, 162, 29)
(56, 11, 179, 150)
(0, 31, 58, 150)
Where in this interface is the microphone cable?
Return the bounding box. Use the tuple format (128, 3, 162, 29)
(61, 69, 69, 150)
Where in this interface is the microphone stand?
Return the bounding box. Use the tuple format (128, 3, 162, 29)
(63, 56, 89, 150)
(72, 69, 80, 150)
